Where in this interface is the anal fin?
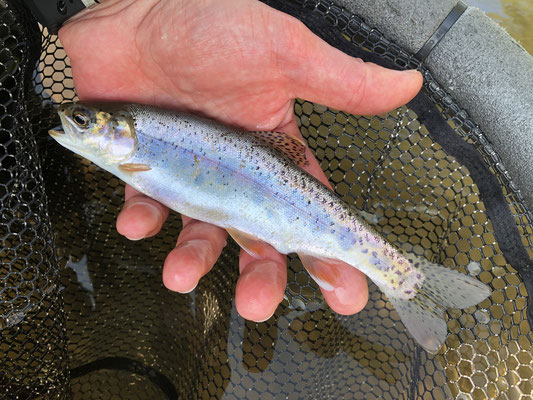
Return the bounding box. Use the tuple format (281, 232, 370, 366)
(298, 254, 342, 291)
(227, 228, 267, 259)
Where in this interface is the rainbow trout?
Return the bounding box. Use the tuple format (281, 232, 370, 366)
(49, 102, 491, 353)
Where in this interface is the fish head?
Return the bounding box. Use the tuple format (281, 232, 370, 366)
(49, 102, 136, 164)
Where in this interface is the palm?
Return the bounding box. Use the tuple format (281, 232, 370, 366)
(59, 0, 422, 321)
(63, 0, 298, 130)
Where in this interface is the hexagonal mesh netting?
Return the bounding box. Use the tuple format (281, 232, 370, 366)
(1, 0, 532, 398)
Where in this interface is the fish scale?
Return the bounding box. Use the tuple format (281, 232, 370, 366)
(49, 102, 491, 353)
(126, 104, 363, 258)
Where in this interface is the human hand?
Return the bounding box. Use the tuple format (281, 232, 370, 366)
(59, 0, 422, 321)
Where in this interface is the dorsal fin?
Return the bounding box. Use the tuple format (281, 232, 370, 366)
(249, 131, 309, 168)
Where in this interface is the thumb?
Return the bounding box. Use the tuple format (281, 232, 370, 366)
(279, 20, 423, 115)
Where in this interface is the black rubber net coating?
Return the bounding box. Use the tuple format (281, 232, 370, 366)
(1, 0, 532, 398)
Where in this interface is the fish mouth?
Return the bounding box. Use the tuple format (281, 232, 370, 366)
(48, 126, 65, 137)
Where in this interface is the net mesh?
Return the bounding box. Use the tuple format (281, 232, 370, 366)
(1, 0, 532, 398)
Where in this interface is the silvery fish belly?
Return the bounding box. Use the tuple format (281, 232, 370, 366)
(49, 102, 491, 353)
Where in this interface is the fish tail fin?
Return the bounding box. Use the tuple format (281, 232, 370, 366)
(383, 253, 491, 353)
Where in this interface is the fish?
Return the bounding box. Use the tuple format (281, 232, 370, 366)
(49, 102, 491, 353)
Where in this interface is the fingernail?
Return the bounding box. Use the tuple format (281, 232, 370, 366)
(405, 69, 421, 75)
(181, 282, 198, 294)
(126, 234, 145, 241)
(255, 311, 275, 323)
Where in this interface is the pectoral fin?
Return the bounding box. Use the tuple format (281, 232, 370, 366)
(227, 228, 267, 259)
(298, 254, 341, 291)
(119, 163, 152, 172)
(250, 131, 309, 168)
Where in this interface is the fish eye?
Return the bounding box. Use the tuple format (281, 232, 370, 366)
(73, 111, 90, 127)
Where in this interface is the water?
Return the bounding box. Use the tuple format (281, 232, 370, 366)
(468, 0, 532, 54)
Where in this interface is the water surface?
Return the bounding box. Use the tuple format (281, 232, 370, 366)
(468, 0, 532, 54)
